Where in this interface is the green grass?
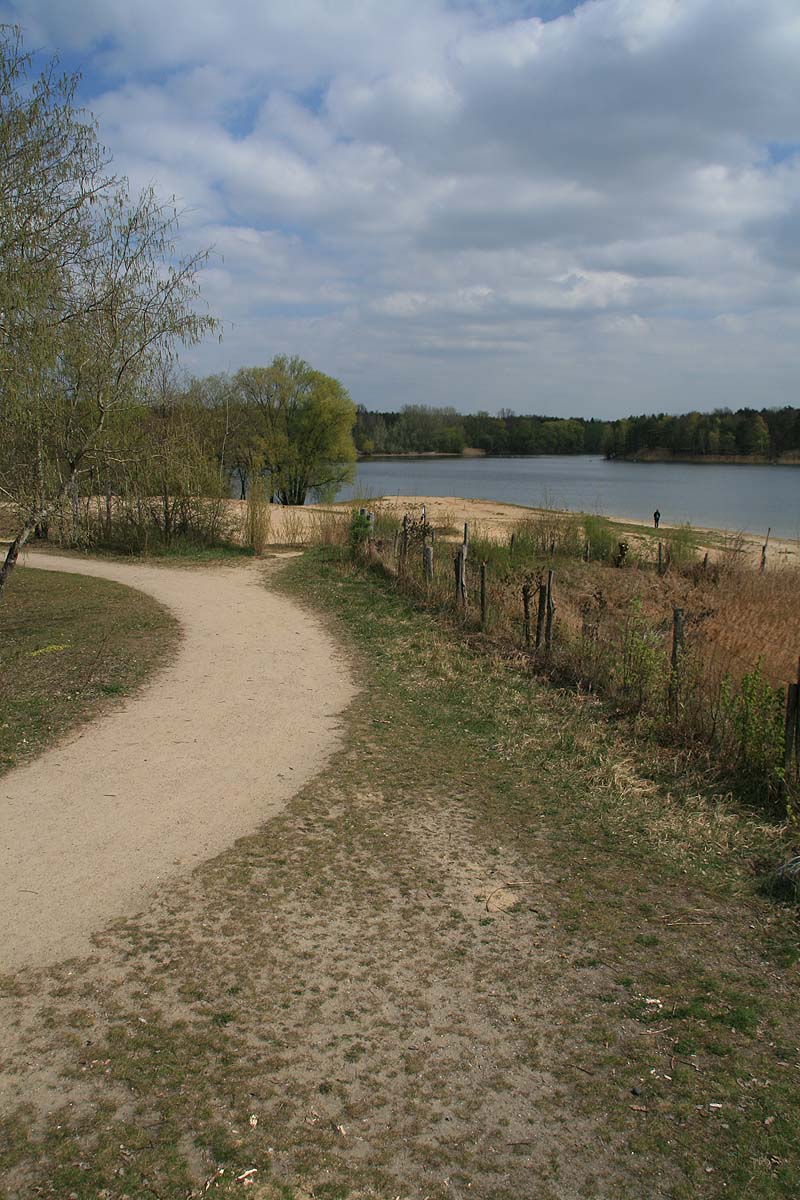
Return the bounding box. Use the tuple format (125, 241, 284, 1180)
(0, 567, 179, 773)
(0, 547, 798, 1200)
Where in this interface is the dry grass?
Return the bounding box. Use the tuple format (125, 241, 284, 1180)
(355, 502, 800, 808)
(244, 478, 271, 555)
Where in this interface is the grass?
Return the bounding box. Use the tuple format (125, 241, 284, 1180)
(0, 566, 179, 774)
(0, 547, 798, 1199)
(354, 503, 800, 812)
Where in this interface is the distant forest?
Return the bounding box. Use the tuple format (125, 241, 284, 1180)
(354, 404, 800, 461)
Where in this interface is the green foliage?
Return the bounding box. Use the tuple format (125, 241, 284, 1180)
(720, 662, 785, 805)
(0, 27, 218, 594)
(617, 599, 663, 713)
(234, 357, 356, 506)
(348, 509, 371, 553)
(582, 514, 618, 563)
(354, 403, 800, 460)
(604, 406, 800, 460)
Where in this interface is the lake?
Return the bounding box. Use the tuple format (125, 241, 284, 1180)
(337, 455, 800, 540)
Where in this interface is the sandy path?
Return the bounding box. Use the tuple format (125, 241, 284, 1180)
(1, 554, 356, 974)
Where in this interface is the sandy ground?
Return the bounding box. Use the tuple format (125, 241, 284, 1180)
(256, 494, 799, 568)
(0, 553, 356, 974)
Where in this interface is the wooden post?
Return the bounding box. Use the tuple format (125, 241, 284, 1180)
(454, 546, 467, 609)
(423, 543, 434, 584)
(584, 539, 590, 562)
(657, 542, 663, 575)
(702, 551, 708, 572)
(509, 531, 516, 559)
(480, 561, 487, 632)
(671, 607, 685, 670)
(545, 569, 555, 651)
(430, 527, 436, 545)
(668, 606, 685, 714)
(784, 683, 798, 784)
(522, 582, 532, 647)
(535, 581, 546, 650)
(400, 513, 409, 572)
(760, 527, 770, 574)
(463, 522, 469, 548)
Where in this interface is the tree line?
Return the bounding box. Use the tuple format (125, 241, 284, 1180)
(602, 407, 800, 460)
(355, 404, 800, 460)
(354, 406, 608, 456)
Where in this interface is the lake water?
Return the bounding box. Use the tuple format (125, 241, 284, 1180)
(337, 455, 800, 539)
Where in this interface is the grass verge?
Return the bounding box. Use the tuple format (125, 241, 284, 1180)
(0, 567, 179, 774)
(0, 549, 797, 1200)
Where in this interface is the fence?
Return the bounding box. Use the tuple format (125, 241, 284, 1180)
(352, 507, 798, 813)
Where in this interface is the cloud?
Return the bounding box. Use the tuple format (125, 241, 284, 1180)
(2, 0, 800, 416)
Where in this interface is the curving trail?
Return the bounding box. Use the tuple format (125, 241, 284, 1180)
(0, 554, 356, 973)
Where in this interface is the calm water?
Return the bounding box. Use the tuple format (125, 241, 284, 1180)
(337, 456, 800, 539)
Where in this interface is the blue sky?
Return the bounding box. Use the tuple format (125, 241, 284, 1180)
(3, 0, 800, 418)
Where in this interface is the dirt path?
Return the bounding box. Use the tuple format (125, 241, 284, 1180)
(0, 554, 356, 974)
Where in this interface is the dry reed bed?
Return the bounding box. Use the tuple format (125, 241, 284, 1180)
(341, 502, 799, 808)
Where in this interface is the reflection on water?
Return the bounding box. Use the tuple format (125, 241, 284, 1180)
(335, 455, 800, 539)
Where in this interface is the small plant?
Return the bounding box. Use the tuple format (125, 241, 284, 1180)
(582, 514, 618, 564)
(661, 523, 698, 572)
(348, 509, 372, 554)
(617, 599, 664, 713)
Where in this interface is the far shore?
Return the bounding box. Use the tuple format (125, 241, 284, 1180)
(358, 449, 800, 465)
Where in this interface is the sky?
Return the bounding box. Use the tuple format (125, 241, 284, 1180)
(3, 0, 800, 418)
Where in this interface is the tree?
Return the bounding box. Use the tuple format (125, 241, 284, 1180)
(235, 357, 355, 505)
(0, 27, 217, 598)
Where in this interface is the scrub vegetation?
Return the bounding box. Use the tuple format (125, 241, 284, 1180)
(1, 550, 798, 1200)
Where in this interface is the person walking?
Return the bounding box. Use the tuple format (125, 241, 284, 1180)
(653, 509, 661, 529)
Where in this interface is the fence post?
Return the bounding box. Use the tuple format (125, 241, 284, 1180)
(784, 683, 798, 784)
(423, 543, 434, 584)
(522, 581, 532, 647)
(671, 607, 685, 670)
(545, 569, 555, 651)
(480, 561, 487, 632)
(463, 522, 469, 549)
(669, 606, 685, 714)
(509, 531, 516, 559)
(454, 546, 467, 609)
(535, 581, 547, 650)
(658, 541, 664, 575)
(400, 513, 409, 574)
(760, 528, 770, 574)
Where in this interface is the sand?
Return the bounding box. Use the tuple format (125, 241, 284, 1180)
(258, 494, 799, 568)
(0, 554, 356, 973)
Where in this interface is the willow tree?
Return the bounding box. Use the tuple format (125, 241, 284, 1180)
(235, 356, 355, 505)
(0, 26, 217, 598)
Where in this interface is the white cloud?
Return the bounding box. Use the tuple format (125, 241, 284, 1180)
(2, 0, 800, 415)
